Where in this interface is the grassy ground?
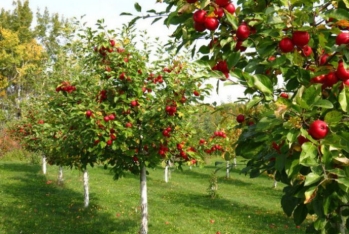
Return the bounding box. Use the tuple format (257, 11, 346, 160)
(0, 155, 310, 234)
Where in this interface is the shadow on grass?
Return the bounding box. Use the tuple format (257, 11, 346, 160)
(0, 162, 137, 234)
(167, 191, 304, 234)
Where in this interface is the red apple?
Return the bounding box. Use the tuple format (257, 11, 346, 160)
(193, 90, 200, 96)
(162, 130, 170, 137)
(279, 38, 294, 53)
(224, 3, 235, 14)
(297, 135, 309, 146)
(86, 110, 93, 118)
(336, 32, 349, 45)
(292, 31, 310, 47)
(214, 7, 224, 18)
(194, 22, 206, 32)
(125, 122, 132, 128)
(119, 72, 126, 80)
(215, 0, 230, 7)
(234, 40, 246, 51)
(343, 79, 349, 87)
(280, 93, 289, 99)
(204, 17, 219, 31)
(104, 116, 110, 122)
(106, 139, 113, 146)
(110, 134, 117, 140)
(108, 114, 115, 120)
(130, 100, 139, 107)
(236, 114, 245, 123)
(319, 54, 329, 65)
(193, 10, 207, 24)
(324, 72, 338, 87)
(310, 74, 326, 84)
(268, 56, 276, 62)
(236, 23, 250, 41)
(302, 45, 312, 57)
(308, 120, 329, 140)
(38, 120, 44, 124)
(336, 61, 349, 81)
(109, 39, 115, 47)
(177, 143, 184, 150)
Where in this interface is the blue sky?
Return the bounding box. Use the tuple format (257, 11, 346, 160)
(1, 0, 245, 103)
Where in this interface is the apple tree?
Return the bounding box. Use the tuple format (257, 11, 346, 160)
(35, 19, 213, 233)
(134, 0, 349, 232)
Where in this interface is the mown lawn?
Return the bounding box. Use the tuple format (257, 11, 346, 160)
(0, 156, 310, 234)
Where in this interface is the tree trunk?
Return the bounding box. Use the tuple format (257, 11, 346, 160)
(233, 157, 237, 168)
(226, 160, 230, 178)
(164, 162, 169, 183)
(83, 169, 89, 208)
(42, 155, 47, 175)
(57, 166, 63, 185)
(273, 179, 277, 188)
(140, 164, 148, 234)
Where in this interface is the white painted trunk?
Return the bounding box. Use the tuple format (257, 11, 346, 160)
(189, 165, 192, 170)
(164, 165, 169, 183)
(42, 156, 47, 175)
(57, 166, 63, 185)
(226, 161, 230, 178)
(140, 165, 148, 234)
(83, 169, 89, 208)
(233, 157, 237, 168)
(273, 179, 277, 188)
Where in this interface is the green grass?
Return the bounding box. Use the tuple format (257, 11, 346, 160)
(0, 156, 310, 234)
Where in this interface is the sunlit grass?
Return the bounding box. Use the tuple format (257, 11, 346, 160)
(0, 155, 308, 233)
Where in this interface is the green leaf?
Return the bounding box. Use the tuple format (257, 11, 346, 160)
(250, 168, 260, 178)
(224, 10, 238, 30)
(275, 154, 286, 172)
(324, 194, 338, 215)
(226, 52, 240, 68)
(256, 41, 277, 58)
(120, 12, 133, 16)
(285, 158, 302, 180)
(324, 110, 343, 125)
(151, 17, 163, 25)
(304, 186, 317, 204)
(299, 142, 318, 167)
(256, 116, 283, 131)
(295, 85, 321, 109)
(134, 3, 142, 12)
(339, 86, 349, 113)
(246, 96, 263, 109)
(336, 177, 349, 189)
(236, 141, 264, 159)
(313, 99, 333, 109)
(304, 172, 322, 187)
(200, 0, 211, 9)
(253, 74, 274, 101)
(293, 203, 308, 225)
(281, 194, 299, 217)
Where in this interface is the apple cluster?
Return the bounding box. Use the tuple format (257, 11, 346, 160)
(212, 60, 229, 79)
(279, 31, 311, 55)
(190, 0, 235, 32)
(212, 130, 227, 138)
(55, 81, 76, 93)
(165, 103, 177, 116)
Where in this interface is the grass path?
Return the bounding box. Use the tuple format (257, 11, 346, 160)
(0, 158, 309, 233)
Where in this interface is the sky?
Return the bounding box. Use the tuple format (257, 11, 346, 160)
(0, 0, 246, 104)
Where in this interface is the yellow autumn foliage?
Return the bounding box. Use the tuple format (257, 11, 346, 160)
(0, 28, 43, 91)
